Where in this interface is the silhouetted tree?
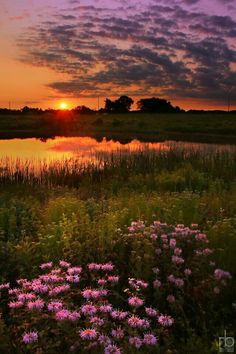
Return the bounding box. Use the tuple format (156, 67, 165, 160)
(105, 96, 134, 113)
(137, 97, 179, 113)
(73, 105, 95, 114)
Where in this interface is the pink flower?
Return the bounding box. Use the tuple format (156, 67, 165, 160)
(22, 331, 38, 344)
(129, 336, 143, 348)
(167, 295, 175, 303)
(174, 278, 184, 288)
(101, 263, 114, 271)
(153, 279, 161, 288)
(66, 275, 80, 283)
(88, 263, 101, 271)
(67, 267, 82, 275)
(104, 344, 121, 354)
(172, 256, 184, 265)
(55, 309, 80, 321)
(59, 260, 71, 268)
(128, 296, 144, 308)
(184, 268, 192, 276)
(81, 304, 97, 316)
(214, 269, 232, 280)
(174, 248, 182, 256)
(80, 328, 97, 340)
(214, 287, 220, 294)
(18, 293, 37, 302)
(128, 315, 149, 328)
(9, 301, 24, 309)
(169, 238, 177, 248)
(40, 262, 53, 269)
(99, 304, 113, 313)
(152, 267, 160, 274)
(47, 300, 63, 312)
(27, 299, 44, 311)
(97, 279, 107, 286)
(128, 279, 148, 289)
(143, 333, 158, 345)
(158, 314, 174, 327)
(111, 327, 124, 339)
(145, 307, 158, 317)
(49, 284, 70, 296)
(0, 283, 10, 290)
(82, 289, 101, 300)
(111, 310, 128, 320)
(90, 316, 104, 327)
(107, 276, 119, 283)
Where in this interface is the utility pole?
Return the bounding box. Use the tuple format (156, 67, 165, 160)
(97, 96, 100, 111)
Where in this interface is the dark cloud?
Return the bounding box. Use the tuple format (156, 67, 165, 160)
(18, 0, 236, 104)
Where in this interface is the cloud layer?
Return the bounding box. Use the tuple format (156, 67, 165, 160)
(18, 0, 236, 105)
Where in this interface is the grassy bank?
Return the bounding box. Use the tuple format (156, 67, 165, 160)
(0, 148, 235, 352)
(0, 112, 236, 144)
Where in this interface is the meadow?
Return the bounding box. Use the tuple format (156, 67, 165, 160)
(1, 112, 236, 144)
(0, 146, 235, 353)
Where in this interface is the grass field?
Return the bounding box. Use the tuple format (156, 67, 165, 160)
(0, 147, 235, 353)
(1, 112, 236, 143)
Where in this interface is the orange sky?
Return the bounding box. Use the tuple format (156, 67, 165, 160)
(0, 0, 236, 111)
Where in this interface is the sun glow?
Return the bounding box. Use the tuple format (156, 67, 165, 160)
(59, 102, 68, 110)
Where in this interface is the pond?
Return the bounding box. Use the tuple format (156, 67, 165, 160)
(0, 137, 236, 165)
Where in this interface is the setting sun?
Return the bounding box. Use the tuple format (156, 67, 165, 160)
(59, 102, 68, 110)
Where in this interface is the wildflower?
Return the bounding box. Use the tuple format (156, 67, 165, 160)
(128, 315, 148, 328)
(27, 299, 44, 311)
(47, 300, 63, 312)
(40, 262, 53, 269)
(82, 288, 102, 300)
(152, 267, 160, 274)
(128, 296, 144, 308)
(184, 268, 192, 276)
(169, 239, 177, 248)
(59, 260, 71, 268)
(31, 282, 48, 294)
(8, 288, 21, 295)
(174, 247, 182, 256)
(9, 301, 24, 309)
(104, 344, 121, 354)
(214, 269, 232, 280)
(81, 304, 97, 316)
(66, 275, 80, 283)
(90, 316, 104, 327)
(0, 283, 10, 290)
(18, 293, 37, 302)
(167, 295, 175, 303)
(174, 278, 184, 288)
(158, 314, 174, 327)
(80, 328, 97, 340)
(111, 310, 128, 320)
(49, 284, 70, 296)
(153, 279, 161, 288)
(97, 279, 107, 286)
(107, 276, 119, 283)
(129, 336, 143, 348)
(145, 307, 157, 317)
(22, 331, 38, 344)
(195, 233, 207, 241)
(88, 263, 101, 271)
(101, 263, 114, 271)
(55, 309, 80, 321)
(111, 327, 124, 339)
(150, 233, 157, 240)
(99, 304, 113, 313)
(143, 333, 158, 345)
(67, 267, 82, 275)
(172, 256, 184, 265)
(98, 335, 112, 346)
(129, 278, 148, 289)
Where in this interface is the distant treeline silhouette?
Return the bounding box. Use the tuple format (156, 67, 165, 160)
(0, 96, 235, 114)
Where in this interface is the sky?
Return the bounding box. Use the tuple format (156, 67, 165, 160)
(0, 0, 236, 110)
